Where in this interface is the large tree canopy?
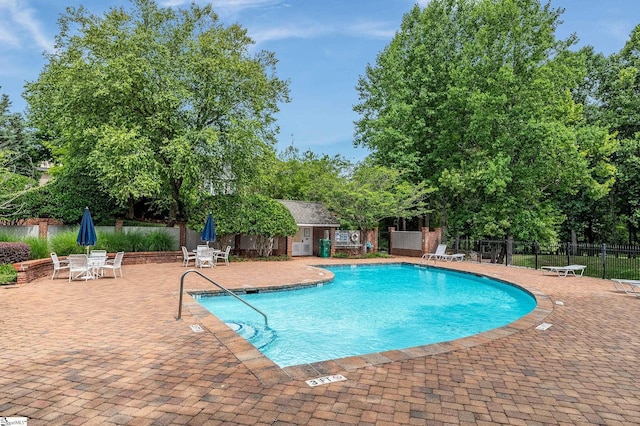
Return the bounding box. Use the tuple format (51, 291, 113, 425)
(25, 0, 289, 221)
(596, 24, 640, 242)
(354, 0, 613, 242)
(0, 90, 41, 218)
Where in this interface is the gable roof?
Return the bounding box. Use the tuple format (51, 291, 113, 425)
(278, 200, 340, 227)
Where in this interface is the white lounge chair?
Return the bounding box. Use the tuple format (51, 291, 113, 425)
(611, 279, 640, 297)
(541, 264, 586, 277)
(102, 251, 124, 278)
(181, 246, 197, 267)
(214, 246, 231, 266)
(50, 252, 70, 279)
(420, 244, 465, 264)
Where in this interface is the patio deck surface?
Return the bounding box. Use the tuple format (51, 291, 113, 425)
(1, 256, 639, 425)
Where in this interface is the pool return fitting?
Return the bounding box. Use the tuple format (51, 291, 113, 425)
(176, 269, 268, 325)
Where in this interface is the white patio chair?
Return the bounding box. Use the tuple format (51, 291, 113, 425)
(214, 246, 231, 266)
(101, 251, 125, 278)
(182, 246, 197, 267)
(50, 252, 70, 280)
(196, 246, 214, 268)
(89, 250, 107, 261)
(68, 254, 92, 281)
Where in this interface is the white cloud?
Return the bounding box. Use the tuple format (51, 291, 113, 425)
(159, 0, 284, 14)
(249, 23, 328, 44)
(347, 21, 397, 39)
(0, 0, 54, 52)
(248, 20, 396, 45)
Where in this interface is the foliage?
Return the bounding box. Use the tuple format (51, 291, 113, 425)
(49, 232, 84, 256)
(589, 24, 640, 243)
(257, 146, 349, 201)
(16, 166, 125, 225)
(118, 231, 146, 253)
(196, 194, 298, 237)
(144, 230, 177, 251)
(25, 0, 289, 222)
(22, 236, 49, 260)
(0, 264, 17, 284)
(0, 90, 45, 219)
(48, 229, 176, 255)
(326, 163, 433, 230)
(325, 163, 434, 254)
(0, 242, 30, 263)
(0, 90, 46, 177)
(193, 194, 297, 256)
(354, 0, 613, 242)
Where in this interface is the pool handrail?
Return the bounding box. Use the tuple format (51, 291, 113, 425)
(177, 269, 268, 325)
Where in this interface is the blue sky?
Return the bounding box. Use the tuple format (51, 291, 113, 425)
(1, 0, 638, 161)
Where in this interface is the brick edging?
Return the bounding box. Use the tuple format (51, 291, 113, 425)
(13, 251, 182, 284)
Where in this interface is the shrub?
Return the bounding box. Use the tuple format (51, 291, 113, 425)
(0, 232, 18, 242)
(144, 230, 176, 251)
(22, 236, 49, 260)
(97, 231, 123, 253)
(0, 264, 17, 284)
(122, 231, 147, 252)
(0, 242, 30, 263)
(49, 231, 85, 256)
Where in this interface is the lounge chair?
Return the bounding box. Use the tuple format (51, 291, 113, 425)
(214, 246, 231, 266)
(420, 244, 465, 264)
(541, 264, 586, 277)
(611, 279, 640, 297)
(50, 252, 70, 279)
(181, 246, 197, 267)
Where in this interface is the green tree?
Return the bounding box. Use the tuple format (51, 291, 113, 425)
(25, 0, 289, 221)
(0, 91, 46, 178)
(257, 146, 348, 201)
(0, 90, 42, 218)
(326, 163, 434, 254)
(354, 0, 612, 243)
(196, 194, 298, 257)
(593, 24, 640, 243)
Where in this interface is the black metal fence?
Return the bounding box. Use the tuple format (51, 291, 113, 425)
(456, 239, 640, 280)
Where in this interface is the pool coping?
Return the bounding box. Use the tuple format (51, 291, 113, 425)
(180, 262, 554, 386)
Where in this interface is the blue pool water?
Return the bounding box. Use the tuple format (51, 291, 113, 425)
(195, 264, 536, 367)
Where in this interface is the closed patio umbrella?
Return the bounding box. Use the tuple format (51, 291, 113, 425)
(77, 207, 97, 255)
(200, 213, 216, 247)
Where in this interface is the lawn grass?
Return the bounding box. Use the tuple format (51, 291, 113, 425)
(508, 253, 640, 280)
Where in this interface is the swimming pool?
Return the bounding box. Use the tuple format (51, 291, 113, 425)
(195, 264, 536, 367)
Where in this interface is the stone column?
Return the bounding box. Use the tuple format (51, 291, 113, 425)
(38, 219, 48, 239)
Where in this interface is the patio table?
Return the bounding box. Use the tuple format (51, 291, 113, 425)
(88, 256, 107, 278)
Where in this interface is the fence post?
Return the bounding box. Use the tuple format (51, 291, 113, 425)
(534, 241, 538, 270)
(566, 242, 571, 265)
(602, 243, 607, 279)
(477, 240, 482, 263)
(506, 236, 513, 266)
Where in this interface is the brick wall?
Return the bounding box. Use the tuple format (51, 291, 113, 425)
(13, 251, 182, 284)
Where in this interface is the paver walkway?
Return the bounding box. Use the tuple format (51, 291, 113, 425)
(1, 256, 639, 425)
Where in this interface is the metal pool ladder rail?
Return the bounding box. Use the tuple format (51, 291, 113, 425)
(176, 269, 268, 325)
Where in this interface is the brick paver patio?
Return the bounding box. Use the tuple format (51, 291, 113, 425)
(1, 256, 639, 425)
